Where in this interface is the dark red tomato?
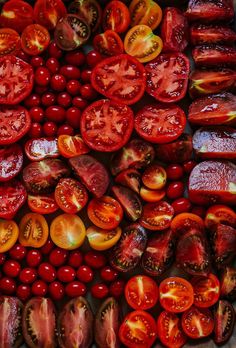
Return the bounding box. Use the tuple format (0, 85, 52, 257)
(65, 281, 86, 297)
(33, 0, 67, 30)
(9, 244, 26, 260)
(186, 0, 234, 22)
(0, 277, 16, 295)
(166, 181, 184, 199)
(69, 154, 109, 198)
(26, 250, 42, 268)
(212, 224, 236, 269)
(68, 250, 83, 268)
(109, 279, 125, 298)
(161, 7, 188, 52)
(112, 184, 142, 221)
(21, 24, 50, 56)
(81, 99, 134, 152)
(157, 311, 187, 348)
(0, 296, 23, 348)
(191, 273, 220, 308)
(0, 28, 20, 56)
(171, 213, 205, 236)
(28, 194, 58, 214)
(190, 24, 236, 45)
(140, 201, 174, 231)
(91, 283, 109, 299)
(31, 280, 48, 296)
(193, 45, 236, 67)
(84, 250, 107, 269)
(0, 144, 23, 181)
(103, 0, 130, 33)
(49, 248, 68, 267)
(58, 297, 93, 348)
(68, 0, 102, 32)
(22, 298, 57, 348)
(48, 281, 64, 301)
(115, 168, 141, 194)
(119, 310, 157, 348)
(57, 266, 76, 283)
(182, 306, 214, 339)
(93, 30, 124, 56)
(40, 238, 54, 255)
(205, 204, 236, 231)
(156, 134, 193, 163)
(38, 262, 56, 283)
(91, 54, 146, 105)
(214, 300, 235, 344)
(166, 164, 184, 180)
(19, 268, 37, 284)
(100, 266, 118, 282)
(0, 180, 27, 219)
(0, 55, 33, 105)
(25, 138, 59, 161)
(135, 104, 186, 143)
(3, 260, 21, 278)
(172, 197, 192, 214)
(16, 284, 31, 302)
(0, 0, 33, 33)
(77, 265, 93, 283)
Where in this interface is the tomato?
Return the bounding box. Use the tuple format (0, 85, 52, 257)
(54, 14, 90, 51)
(50, 214, 86, 250)
(0, 0, 33, 33)
(140, 187, 166, 203)
(190, 24, 236, 45)
(26, 250, 42, 268)
(109, 279, 125, 298)
(0, 220, 19, 253)
(0, 55, 33, 105)
(33, 0, 67, 30)
(212, 223, 236, 269)
(145, 53, 190, 103)
(0, 144, 23, 181)
(69, 0, 102, 33)
(140, 201, 174, 231)
(205, 205, 236, 231)
(129, 0, 162, 30)
(57, 134, 89, 158)
(191, 273, 220, 308)
(142, 164, 166, 190)
(156, 134, 193, 164)
(3, 259, 21, 279)
(21, 24, 50, 56)
(84, 250, 107, 269)
(86, 225, 122, 251)
(0, 28, 20, 56)
(93, 30, 123, 56)
(0, 180, 27, 219)
(214, 300, 235, 344)
(159, 277, 194, 313)
(76, 265, 93, 283)
(103, 0, 130, 33)
(119, 310, 157, 348)
(135, 104, 186, 144)
(186, 0, 234, 22)
(55, 178, 88, 214)
(91, 54, 146, 105)
(125, 275, 158, 310)
(115, 169, 141, 194)
(19, 213, 49, 248)
(100, 267, 118, 282)
(111, 185, 142, 221)
(171, 213, 205, 236)
(193, 45, 236, 67)
(25, 137, 59, 162)
(182, 306, 214, 339)
(9, 244, 26, 261)
(28, 194, 58, 214)
(157, 311, 187, 348)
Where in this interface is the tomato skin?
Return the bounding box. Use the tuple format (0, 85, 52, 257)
(129, 0, 162, 30)
(91, 283, 109, 299)
(93, 30, 124, 56)
(157, 311, 187, 348)
(84, 250, 107, 269)
(21, 24, 50, 56)
(103, 0, 130, 33)
(171, 213, 205, 236)
(0, 0, 33, 33)
(0, 180, 27, 219)
(191, 273, 220, 308)
(193, 45, 236, 68)
(0, 28, 20, 56)
(182, 306, 214, 339)
(33, 0, 67, 30)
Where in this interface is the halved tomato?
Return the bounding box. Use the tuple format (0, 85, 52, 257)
(21, 24, 50, 56)
(140, 187, 166, 202)
(157, 311, 187, 348)
(181, 306, 214, 339)
(186, 0, 234, 22)
(103, 0, 130, 33)
(125, 275, 158, 310)
(33, 0, 67, 30)
(55, 178, 88, 214)
(93, 30, 124, 56)
(19, 213, 49, 248)
(142, 164, 167, 190)
(220, 267, 236, 301)
(192, 45, 236, 67)
(214, 300, 235, 345)
(28, 194, 58, 214)
(0, 180, 27, 219)
(0, 0, 33, 33)
(205, 204, 236, 231)
(119, 310, 157, 348)
(50, 214, 86, 250)
(115, 168, 141, 194)
(0, 220, 19, 253)
(0, 28, 20, 56)
(191, 273, 220, 308)
(58, 134, 90, 158)
(171, 212, 205, 236)
(0, 144, 23, 181)
(129, 0, 162, 30)
(159, 277, 194, 313)
(140, 201, 174, 231)
(86, 225, 122, 251)
(25, 138, 59, 161)
(190, 24, 236, 45)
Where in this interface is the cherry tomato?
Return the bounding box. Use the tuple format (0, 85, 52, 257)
(205, 204, 236, 230)
(19, 213, 49, 248)
(129, 0, 162, 30)
(72, 96, 88, 109)
(142, 164, 167, 190)
(29, 122, 43, 138)
(21, 24, 50, 56)
(166, 181, 185, 200)
(77, 265, 94, 283)
(31, 280, 48, 296)
(0, 220, 19, 253)
(80, 84, 97, 100)
(41, 92, 56, 106)
(30, 56, 44, 68)
(24, 94, 41, 108)
(49, 248, 68, 267)
(109, 279, 125, 298)
(19, 268, 37, 284)
(40, 238, 54, 255)
(43, 121, 58, 137)
(157, 311, 187, 348)
(86, 225, 122, 251)
(57, 92, 72, 108)
(171, 198, 192, 215)
(16, 284, 31, 302)
(65, 281, 86, 297)
(68, 250, 83, 268)
(34, 67, 50, 86)
(140, 187, 166, 203)
(45, 106, 66, 123)
(65, 50, 86, 66)
(65, 107, 81, 128)
(81, 69, 92, 83)
(29, 107, 44, 122)
(58, 134, 89, 158)
(0, 277, 16, 295)
(103, 0, 130, 33)
(181, 306, 214, 339)
(84, 250, 107, 269)
(57, 125, 73, 136)
(100, 266, 118, 282)
(166, 164, 184, 180)
(66, 80, 81, 96)
(38, 262, 57, 283)
(191, 273, 220, 308)
(33, 0, 67, 30)
(140, 201, 174, 231)
(9, 244, 26, 261)
(0, 28, 20, 56)
(91, 283, 109, 299)
(57, 266, 76, 283)
(45, 57, 60, 74)
(0, 254, 6, 265)
(3, 260, 21, 278)
(93, 30, 124, 56)
(50, 74, 67, 92)
(28, 194, 59, 215)
(170, 212, 205, 236)
(183, 160, 197, 174)
(26, 250, 42, 267)
(48, 281, 64, 301)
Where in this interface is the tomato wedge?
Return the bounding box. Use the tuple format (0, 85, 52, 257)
(33, 0, 67, 30)
(181, 306, 214, 339)
(93, 30, 124, 56)
(0, 219, 19, 253)
(25, 138, 59, 161)
(0, 28, 20, 56)
(157, 311, 187, 348)
(0, 180, 27, 219)
(205, 204, 236, 230)
(0, 144, 23, 181)
(140, 187, 166, 202)
(140, 201, 174, 231)
(0, 0, 33, 33)
(191, 273, 220, 308)
(28, 194, 59, 214)
(58, 135, 90, 158)
(21, 24, 50, 56)
(86, 225, 122, 250)
(19, 213, 49, 248)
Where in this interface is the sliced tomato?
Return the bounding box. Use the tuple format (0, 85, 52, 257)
(115, 168, 141, 194)
(21, 24, 50, 56)
(220, 267, 236, 301)
(103, 0, 130, 33)
(0, 220, 19, 253)
(191, 273, 220, 308)
(186, 0, 234, 22)
(0, 0, 33, 33)
(119, 310, 157, 348)
(140, 187, 166, 203)
(159, 277, 194, 313)
(125, 275, 158, 310)
(193, 45, 236, 67)
(0, 180, 27, 219)
(129, 0, 162, 30)
(33, 0, 67, 30)
(0, 28, 20, 56)
(58, 134, 90, 159)
(0, 144, 23, 181)
(19, 213, 49, 248)
(81, 99, 134, 152)
(212, 223, 236, 269)
(190, 24, 236, 45)
(214, 300, 235, 345)
(140, 201, 174, 231)
(55, 178, 88, 214)
(142, 164, 166, 190)
(93, 30, 124, 56)
(157, 311, 187, 348)
(205, 204, 236, 230)
(171, 213, 205, 236)
(124, 25, 163, 63)
(181, 306, 214, 339)
(91, 54, 146, 105)
(156, 133, 193, 163)
(86, 225, 122, 251)
(135, 104, 186, 143)
(0, 55, 33, 105)
(28, 194, 58, 214)
(145, 53, 190, 103)
(25, 137, 59, 161)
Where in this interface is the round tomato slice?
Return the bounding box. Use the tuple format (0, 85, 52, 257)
(28, 194, 58, 214)
(0, 219, 19, 253)
(181, 306, 214, 339)
(142, 164, 167, 190)
(124, 25, 163, 63)
(33, 0, 67, 30)
(0, 144, 23, 181)
(157, 311, 187, 348)
(25, 137, 59, 162)
(21, 24, 50, 56)
(0, 180, 27, 219)
(135, 104, 186, 143)
(159, 277, 194, 313)
(81, 99, 134, 152)
(205, 204, 236, 230)
(103, 0, 130, 33)
(87, 196, 123, 230)
(0, 55, 33, 105)
(19, 213, 49, 248)
(50, 213, 86, 250)
(58, 135, 90, 159)
(91, 54, 146, 105)
(140, 201, 174, 231)
(125, 275, 158, 310)
(171, 213, 205, 236)
(69, 0, 102, 33)
(86, 225, 122, 250)
(0, 28, 20, 56)
(191, 273, 220, 308)
(55, 178, 88, 214)
(119, 310, 157, 348)
(0, 0, 33, 33)
(93, 30, 124, 56)
(129, 0, 162, 30)
(145, 53, 190, 103)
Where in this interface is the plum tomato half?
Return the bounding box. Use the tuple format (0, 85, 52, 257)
(86, 225, 122, 251)
(157, 311, 187, 348)
(21, 24, 50, 56)
(140, 187, 166, 203)
(33, 0, 67, 30)
(93, 30, 124, 56)
(205, 204, 236, 231)
(0, 219, 19, 253)
(28, 194, 58, 214)
(0, 28, 20, 56)
(0, 144, 23, 181)
(170, 212, 205, 236)
(0, 180, 27, 219)
(190, 24, 236, 45)
(19, 213, 49, 248)
(214, 300, 235, 345)
(192, 45, 236, 67)
(115, 168, 141, 194)
(191, 273, 220, 308)
(186, 0, 234, 22)
(0, 0, 33, 33)
(24, 138, 59, 161)
(140, 201, 174, 231)
(103, 0, 130, 33)
(129, 0, 162, 30)
(58, 134, 90, 158)
(181, 306, 214, 339)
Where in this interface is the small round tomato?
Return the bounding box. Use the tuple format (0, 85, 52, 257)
(125, 275, 158, 310)
(103, 0, 130, 33)
(140, 201, 174, 231)
(50, 214, 86, 250)
(91, 283, 109, 299)
(205, 204, 236, 230)
(58, 134, 90, 158)
(93, 30, 124, 56)
(49, 248, 68, 267)
(181, 306, 214, 339)
(68, 250, 83, 268)
(119, 310, 157, 348)
(33, 0, 67, 30)
(129, 0, 162, 30)
(19, 213, 49, 248)
(100, 266, 118, 282)
(140, 187, 166, 202)
(86, 225, 122, 251)
(65, 281, 86, 297)
(38, 262, 56, 283)
(166, 181, 185, 200)
(76, 265, 93, 283)
(9, 244, 26, 260)
(21, 24, 50, 56)
(157, 311, 187, 348)
(16, 284, 31, 302)
(26, 249, 42, 268)
(159, 277, 194, 313)
(31, 280, 48, 296)
(3, 260, 21, 278)
(0, 28, 20, 56)
(0, 220, 19, 253)
(171, 212, 205, 236)
(166, 164, 184, 180)
(84, 250, 107, 269)
(0, 0, 33, 33)
(172, 197, 192, 214)
(0, 277, 16, 295)
(87, 196, 123, 230)
(28, 194, 59, 214)
(48, 281, 64, 301)
(57, 266, 76, 283)
(19, 268, 37, 284)
(109, 279, 125, 298)
(142, 164, 167, 190)
(191, 273, 220, 308)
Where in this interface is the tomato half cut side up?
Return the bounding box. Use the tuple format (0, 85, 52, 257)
(0, 219, 19, 253)
(181, 306, 214, 339)
(21, 24, 50, 56)
(129, 0, 162, 30)
(103, 0, 130, 34)
(28, 194, 59, 214)
(25, 138, 59, 161)
(0, 180, 27, 219)
(0, 144, 23, 181)
(0, 28, 20, 56)
(191, 273, 220, 308)
(205, 204, 236, 230)
(93, 30, 124, 56)
(0, 0, 33, 33)
(157, 311, 187, 348)
(171, 212, 205, 236)
(33, 0, 67, 30)
(140, 201, 174, 231)
(86, 225, 122, 251)
(19, 213, 49, 248)
(58, 135, 90, 159)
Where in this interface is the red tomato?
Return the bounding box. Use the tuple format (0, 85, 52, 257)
(157, 311, 187, 348)
(84, 250, 107, 269)
(58, 134, 90, 158)
(21, 24, 50, 56)
(0, 144, 23, 181)
(103, 0, 130, 33)
(0, 180, 27, 219)
(125, 275, 158, 310)
(26, 250, 42, 268)
(145, 53, 190, 103)
(0, 28, 20, 56)
(3, 260, 21, 278)
(38, 262, 56, 283)
(191, 273, 220, 308)
(28, 194, 58, 214)
(91, 54, 146, 105)
(49, 248, 68, 267)
(33, 0, 67, 30)
(140, 201, 174, 231)
(77, 265, 94, 283)
(119, 310, 157, 348)
(57, 266, 76, 283)
(25, 138, 59, 161)
(0, 0, 33, 33)
(48, 281, 64, 301)
(91, 283, 109, 299)
(181, 306, 214, 339)
(65, 281, 86, 297)
(81, 99, 134, 152)
(135, 104, 186, 143)
(93, 30, 124, 56)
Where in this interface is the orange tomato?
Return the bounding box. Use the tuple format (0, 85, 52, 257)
(140, 187, 166, 202)
(171, 213, 205, 236)
(129, 0, 162, 30)
(19, 213, 49, 248)
(57, 134, 90, 159)
(86, 225, 122, 250)
(0, 219, 19, 253)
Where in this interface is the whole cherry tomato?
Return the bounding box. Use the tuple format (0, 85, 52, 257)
(3, 260, 21, 278)
(77, 265, 94, 283)
(84, 251, 107, 269)
(31, 280, 48, 296)
(26, 250, 42, 267)
(48, 281, 65, 301)
(91, 283, 109, 299)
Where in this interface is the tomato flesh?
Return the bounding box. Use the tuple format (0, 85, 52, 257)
(25, 138, 59, 161)
(0, 0, 33, 33)
(157, 311, 187, 348)
(205, 204, 236, 230)
(93, 30, 124, 56)
(21, 24, 50, 56)
(28, 194, 58, 214)
(129, 0, 162, 30)
(33, 0, 67, 30)
(181, 306, 214, 339)
(58, 135, 90, 158)
(0, 180, 27, 219)
(191, 273, 220, 308)
(140, 201, 174, 231)
(103, 0, 130, 34)
(0, 144, 23, 181)
(19, 213, 49, 248)
(186, 0, 234, 22)
(0, 28, 20, 56)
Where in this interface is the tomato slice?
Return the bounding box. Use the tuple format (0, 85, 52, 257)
(0, 55, 33, 105)
(55, 178, 88, 214)
(157, 311, 187, 348)
(205, 204, 236, 230)
(81, 99, 134, 152)
(125, 275, 158, 310)
(0, 0, 33, 33)
(25, 138, 59, 161)
(191, 273, 220, 308)
(190, 24, 236, 46)
(86, 225, 122, 250)
(159, 277, 194, 313)
(119, 310, 157, 348)
(186, 0, 234, 22)
(33, 0, 67, 30)
(0, 180, 27, 219)
(0, 144, 23, 181)
(50, 213, 86, 250)
(103, 0, 130, 33)
(28, 194, 59, 214)
(91, 54, 146, 105)
(0, 220, 19, 253)
(58, 134, 90, 159)
(115, 168, 141, 194)
(214, 300, 235, 345)
(135, 104, 186, 143)
(145, 53, 190, 103)
(93, 30, 124, 56)
(140, 187, 166, 202)
(142, 164, 167, 190)
(181, 306, 214, 339)
(21, 24, 50, 56)
(171, 212, 205, 236)
(19, 213, 49, 248)
(0, 28, 20, 56)
(129, 0, 162, 30)
(140, 201, 174, 231)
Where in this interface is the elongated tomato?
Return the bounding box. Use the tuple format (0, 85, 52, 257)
(190, 24, 236, 45)
(192, 45, 236, 67)
(0, 180, 27, 219)
(205, 205, 236, 230)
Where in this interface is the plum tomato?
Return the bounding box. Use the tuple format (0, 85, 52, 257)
(190, 24, 236, 45)
(65, 281, 86, 297)
(57, 266, 76, 283)
(103, 0, 130, 33)
(100, 267, 118, 282)
(140, 201, 174, 231)
(0, 219, 19, 253)
(156, 134, 193, 164)
(86, 225, 122, 251)
(157, 311, 187, 348)
(17, 284, 31, 302)
(109, 279, 125, 298)
(220, 267, 236, 301)
(84, 250, 107, 269)
(40, 238, 54, 255)
(205, 204, 236, 231)
(166, 164, 184, 180)
(9, 243, 26, 260)
(171, 213, 205, 236)
(58, 134, 89, 158)
(0, 180, 27, 219)
(68, 250, 83, 268)
(38, 262, 56, 283)
(25, 137, 59, 161)
(166, 181, 185, 200)
(93, 30, 124, 56)
(181, 306, 214, 339)
(0, 28, 20, 56)
(192, 45, 236, 67)
(172, 197, 192, 214)
(0, 277, 16, 295)
(142, 164, 166, 190)
(33, 0, 67, 30)
(191, 273, 220, 308)
(0, 0, 33, 33)
(21, 24, 50, 56)
(91, 283, 109, 299)
(26, 249, 42, 268)
(115, 168, 141, 194)
(49, 248, 68, 267)
(48, 281, 64, 301)
(76, 265, 93, 283)
(112, 185, 142, 222)
(0, 144, 23, 181)
(214, 300, 235, 345)
(28, 194, 59, 214)
(186, 0, 234, 22)
(3, 260, 21, 278)
(19, 213, 49, 248)
(129, 0, 162, 30)
(19, 268, 37, 284)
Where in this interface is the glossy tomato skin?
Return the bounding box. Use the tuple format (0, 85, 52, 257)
(0, 0, 33, 33)
(157, 311, 187, 348)
(155, 134, 193, 163)
(65, 281, 87, 297)
(212, 224, 236, 269)
(48, 281, 64, 301)
(33, 0, 67, 30)
(0, 180, 27, 219)
(0, 144, 23, 181)
(205, 205, 236, 230)
(84, 250, 107, 269)
(49, 248, 68, 267)
(26, 250, 42, 268)
(214, 300, 235, 344)
(9, 244, 26, 261)
(103, 0, 130, 33)
(190, 24, 236, 45)
(115, 168, 141, 194)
